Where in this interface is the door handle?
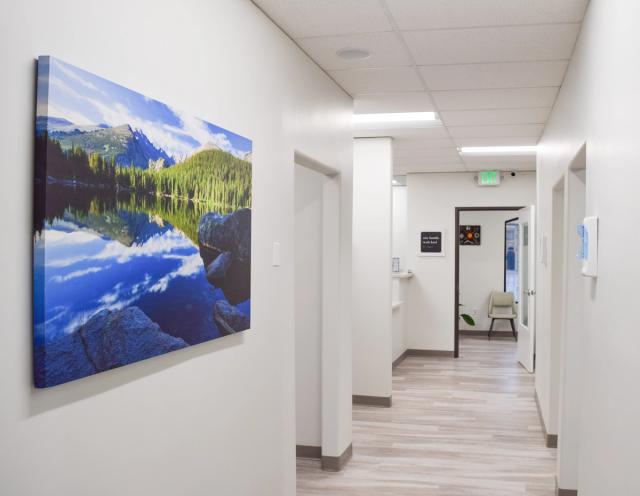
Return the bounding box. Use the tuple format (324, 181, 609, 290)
(527, 289, 536, 296)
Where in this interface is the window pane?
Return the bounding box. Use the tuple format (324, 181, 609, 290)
(505, 222, 519, 304)
(522, 223, 529, 327)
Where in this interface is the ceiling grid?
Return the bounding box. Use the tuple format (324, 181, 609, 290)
(376, 0, 472, 172)
(252, 0, 588, 173)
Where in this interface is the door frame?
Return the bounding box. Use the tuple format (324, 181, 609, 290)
(548, 175, 566, 440)
(454, 206, 523, 358)
(293, 150, 351, 468)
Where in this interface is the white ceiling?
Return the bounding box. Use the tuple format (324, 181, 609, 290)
(252, 0, 588, 174)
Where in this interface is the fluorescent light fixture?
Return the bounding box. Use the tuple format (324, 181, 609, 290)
(354, 112, 438, 125)
(459, 146, 537, 155)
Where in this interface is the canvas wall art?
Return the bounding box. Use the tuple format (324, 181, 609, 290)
(33, 56, 252, 388)
(459, 225, 481, 246)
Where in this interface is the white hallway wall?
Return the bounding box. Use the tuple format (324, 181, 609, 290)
(352, 138, 393, 399)
(536, 0, 640, 493)
(392, 185, 408, 272)
(459, 209, 520, 332)
(0, 1, 353, 495)
(406, 172, 536, 351)
(392, 185, 409, 362)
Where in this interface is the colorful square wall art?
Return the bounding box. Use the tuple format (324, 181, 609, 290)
(33, 56, 252, 388)
(459, 225, 481, 246)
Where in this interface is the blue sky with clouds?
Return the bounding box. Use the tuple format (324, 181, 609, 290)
(37, 56, 252, 160)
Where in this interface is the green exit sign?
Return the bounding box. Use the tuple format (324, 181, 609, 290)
(477, 170, 501, 186)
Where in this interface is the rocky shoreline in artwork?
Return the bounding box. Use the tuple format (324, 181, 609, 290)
(198, 208, 251, 334)
(35, 306, 188, 387)
(35, 208, 251, 387)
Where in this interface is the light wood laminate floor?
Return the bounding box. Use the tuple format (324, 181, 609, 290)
(297, 337, 556, 495)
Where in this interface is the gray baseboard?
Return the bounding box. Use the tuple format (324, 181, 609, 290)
(296, 445, 321, 459)
(392, 350, 408, 368)
(557, 489, 578, 496)
(460, 329, 515, 338)
(321, 443, 353, 472)
(353, 395, 392, 407)
(406, 349, 455, 358)
(535, 390, 558, 448)
(393, 349, 455, 368)
(555, 476, 578, 495)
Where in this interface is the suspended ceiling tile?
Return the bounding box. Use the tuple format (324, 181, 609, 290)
(440, 108, 551, 127)
(431, 87, 559, 110)
(297, 32, 411, 71)
(453, 136, 540, 147)
(420, 61, 569, 90)
(253, 0, 392, 38)
(331, 67, 424, 94)
(396, 154, 463, 165)
(354, 92, 436, 113)
(386, 0, 588, 30)
(448, 124, 544, 138)
(395, 159, 468, 173)
(398, 166, 468, 173)
(392, 137, 457, 149)
(394, 147, 462, 162)
(464, 161, 536, 172)
(462, 154, 537, 169)
(463, 154, 536, 165)
(506, 161, 539, 171)
(355, 125, 450, 139)
(403, 24, 580, 65)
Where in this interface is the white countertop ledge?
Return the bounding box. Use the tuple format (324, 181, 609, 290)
(392, 272, 414, 280)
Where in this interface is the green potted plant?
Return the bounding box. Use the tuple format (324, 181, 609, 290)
(459, 304, 475, 326)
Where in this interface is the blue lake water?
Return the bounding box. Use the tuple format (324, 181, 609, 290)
(33, 210, 250, 348)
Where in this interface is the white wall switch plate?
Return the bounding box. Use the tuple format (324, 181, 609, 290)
(272, 242, 281, 267)
(539, 234, 548, 266)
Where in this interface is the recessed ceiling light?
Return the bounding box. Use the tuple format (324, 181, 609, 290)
(459, 146, 537, 155)
(353, 112, 438, 126)
(336, 48, 371, 60)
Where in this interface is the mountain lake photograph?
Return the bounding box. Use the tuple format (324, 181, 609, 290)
(33, 56, 252, 388)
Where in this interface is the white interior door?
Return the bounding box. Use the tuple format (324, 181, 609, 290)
(517, 206, 536, 372)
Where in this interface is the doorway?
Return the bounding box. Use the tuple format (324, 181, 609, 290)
(294, 163, 326, 457)
(454, 206, 522, 357)
(293, 151, 350, 471)
(546, 177, 566, 446)
(555, 144, 587, 492)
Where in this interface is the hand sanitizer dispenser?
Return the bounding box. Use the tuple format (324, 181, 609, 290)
(577, 216, 598, 277)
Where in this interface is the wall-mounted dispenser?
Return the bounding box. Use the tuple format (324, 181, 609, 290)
(577, 216, 598, 277)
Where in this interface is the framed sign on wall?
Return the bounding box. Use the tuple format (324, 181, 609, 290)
(419, 230, 445, 257)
